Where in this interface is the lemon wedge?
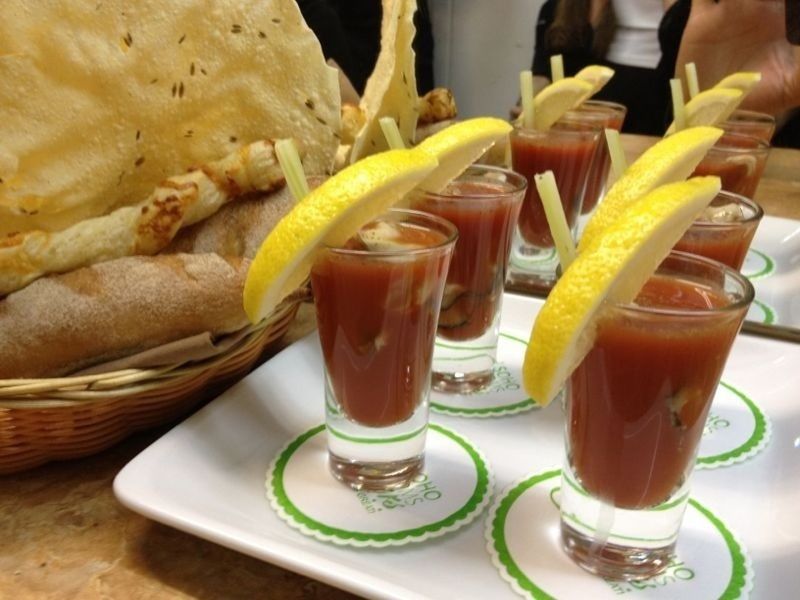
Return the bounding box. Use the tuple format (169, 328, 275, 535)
(243, 149, 437, 323)
(713, 72, 762, 94)
(531, 77, 595, 131)
(523, 176, 722, 406)
(414, 117, 513, 192)
(574, 65, 615, 95)
(579, 126, 723, 250)
(666, 88, 743, 133)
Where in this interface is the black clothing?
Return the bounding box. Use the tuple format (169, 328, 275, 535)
(297, 0, 435, 96)
(532, 0, 799, 146)
(531, 0, 674, 135)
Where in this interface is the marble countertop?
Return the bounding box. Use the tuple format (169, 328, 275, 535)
(3, 136, 798, 600)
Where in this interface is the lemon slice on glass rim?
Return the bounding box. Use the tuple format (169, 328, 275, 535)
(522, 176, 722, 406)
(713, 71, 762, 94)
(414, 117, 512, 192)
(532, 77, 595, 131)
(243, 149, 436, 323)
(574, 65, 615, 95)
(244, 119, 512, 323)
(579, 125, 723, 250)
(666, 88, 743, 133)
(515, 77, 595, 131)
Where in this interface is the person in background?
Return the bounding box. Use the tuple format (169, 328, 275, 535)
(674, 0, 799, 147)
(524, 0, 799, 146)
(297, 0, 435, 102)
(526, 0, 677, 135)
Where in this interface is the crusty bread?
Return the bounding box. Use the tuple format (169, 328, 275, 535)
(0, 141, 285, 297)
(0, 253, 251, 378)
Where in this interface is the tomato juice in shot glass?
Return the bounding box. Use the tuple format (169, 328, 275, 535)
(674, 190, 764, 270)
(507, 122, 601, 294)
(310, 209, 457, 491)
(412, 165, 526, 393)
(568, 100, 628, 216)
(692, 131, 770, 199)
(722, 109, 776, 143)
(560, 251, 753, 580)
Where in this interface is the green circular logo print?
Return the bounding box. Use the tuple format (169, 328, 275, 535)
(266, 423, 493, 547)
(741, 248, 775, 281)
(697, 381, 771, 469)
(431, 332, 536, 417)
(487, 470, 753, 599)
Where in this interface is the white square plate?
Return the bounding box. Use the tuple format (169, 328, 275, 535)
(115, 294, 800, 599)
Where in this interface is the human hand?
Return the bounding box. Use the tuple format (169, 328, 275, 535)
(676, 0, 800, 116)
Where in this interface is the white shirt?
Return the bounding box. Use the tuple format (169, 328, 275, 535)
(605, 0, 664, 69)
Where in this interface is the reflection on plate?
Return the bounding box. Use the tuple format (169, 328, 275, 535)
(114, 294, 800, 600)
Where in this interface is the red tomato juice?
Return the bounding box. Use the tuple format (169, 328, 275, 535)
(511, 130, 598, 247)
(311, 221, 452, 428)
(673, 223, 759, 270)
(692, 133, 768, 198)
(581, 111, 625, 215)
(568, 274, 744, 510)
(413, 180, 521, 342)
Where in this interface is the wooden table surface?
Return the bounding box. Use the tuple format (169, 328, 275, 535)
(3, 135, 798, 600)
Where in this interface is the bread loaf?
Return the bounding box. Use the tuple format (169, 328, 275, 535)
(0, 253, 251, 378)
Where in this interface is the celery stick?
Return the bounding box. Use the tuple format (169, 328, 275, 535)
(520, 70, 535, 129)
(535, 170, 575, 270)
(604, 128, 627, 181)
(550, 55, 564, 82)
(379, 117, 406, 149)
(275, 139, 310, 201)
(685, 62, 700, 98)
(670, 79, 686, 132)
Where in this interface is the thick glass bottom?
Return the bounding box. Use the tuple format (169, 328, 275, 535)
(431, 367, 494, 394)
(328, 452, 424, 491)
(506, 239, 560, 296)
(558, 460, 689, 581)
(561, 520, 675, 581)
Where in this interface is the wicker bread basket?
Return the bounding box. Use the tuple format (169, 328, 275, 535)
(0, 298, 301, 474)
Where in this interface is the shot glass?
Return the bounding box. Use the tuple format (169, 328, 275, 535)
(674, 190, 764, 270)
(507, 123, 601, 294)
(567, 100, 628, 217)
(310, 209, 457, 491)
(411, 165, 526, 393)
(692, 131, 770, 199)
(722, 109, 777, 144)
(559, 251, 753, 580)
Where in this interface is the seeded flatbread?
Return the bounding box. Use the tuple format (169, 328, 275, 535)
(350, 0, 419, 162)
(0, 0, 340, 236)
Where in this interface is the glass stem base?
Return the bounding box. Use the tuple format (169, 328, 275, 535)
(561, 520, 675, 581)
(328, 453, 424, 491)
(431, 368, 494, 394)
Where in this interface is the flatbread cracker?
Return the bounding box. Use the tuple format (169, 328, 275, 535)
(350, 0, 419, 162)
(0, 0, 340, 235)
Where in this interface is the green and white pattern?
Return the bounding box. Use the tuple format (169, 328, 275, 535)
(741, 247, 775, 281)
(746, 298, 777, 325)
(486, 470, 753, 600)
(431, 331, 536, 417)
(266, 423, 493, 547)
(697, 381, 771, 469)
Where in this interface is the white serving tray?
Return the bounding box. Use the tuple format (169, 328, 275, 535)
(115, 294, 800, 599)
